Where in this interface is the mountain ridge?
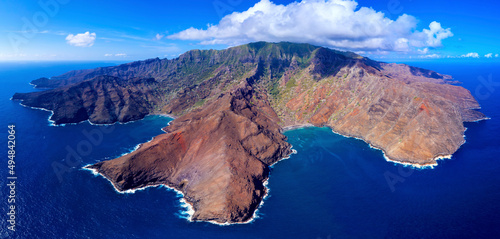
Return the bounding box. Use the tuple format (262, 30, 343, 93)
(12, 41, 487, 223)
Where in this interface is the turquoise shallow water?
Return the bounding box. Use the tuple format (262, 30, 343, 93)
(0, 62, 499, 238)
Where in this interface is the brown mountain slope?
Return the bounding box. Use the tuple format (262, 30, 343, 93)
(273, 61, 484, 166)
(86, 81, 291, 223)
(13, 76, 163, 125)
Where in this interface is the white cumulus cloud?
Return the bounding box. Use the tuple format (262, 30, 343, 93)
(419, 54, 441, 59)
(104, 53, 127, 57)
(461, 52, 479, 58)
(496, 54, 499, 58)
(485, 53, 493, 58)
(420, 21, 453, 47)
(418, 48, 429, 54)
(154, 33, 164, 41)
(168, 0, 453, 52)
(66, 32, 96, 47)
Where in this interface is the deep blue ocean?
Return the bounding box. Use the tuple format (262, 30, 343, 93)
(0, 61, 499, 239)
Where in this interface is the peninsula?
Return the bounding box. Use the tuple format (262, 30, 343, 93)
(12, 42, 486, 224)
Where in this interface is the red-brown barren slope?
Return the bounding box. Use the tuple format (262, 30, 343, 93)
(86, 81, 291, 223)
(274, 59, 486, 167)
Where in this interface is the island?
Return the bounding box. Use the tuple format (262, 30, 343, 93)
(12, 42, 487, 224)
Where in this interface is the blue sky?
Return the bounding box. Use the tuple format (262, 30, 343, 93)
(1, 0, 499, 61)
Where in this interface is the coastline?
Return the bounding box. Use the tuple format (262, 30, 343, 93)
(86, 114, 173, 127)
(14, 99, 173, 127)
(282, 123, 456, 169)
(203, 177, 271, 226)
(114, 130, 167, 159)
(270, 146, 297, 168)
(18, 102, 58, 126)
(204, 147, 302, 226)
(15, 93, 475, 169)
(80, 118, 473, 225)
(82, 165, 196, 219)
(282, 123, 314, 132)
(152, 113, 178, 120)
(82, 163, 278, 226)
(81, 133, 298, 226)
(328, 126, 444, 169)
(77, 110, 276, 226)
(205, 144, 299, 225)
(466, 116, 491, 122)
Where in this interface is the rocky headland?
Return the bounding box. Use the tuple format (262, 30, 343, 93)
(12, 42, 487, 223)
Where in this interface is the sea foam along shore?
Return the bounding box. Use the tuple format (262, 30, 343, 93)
(270, 145, 297, 169)
(82, 164, 268, 226)
(17, 102, 58, 126)
(81, 141, 298, 226)
(282, 122, 447, 169)
(282, 119, 488, 169)
(82, 166, 195, 220)
(210, 145, 300, 226)
(14, 97, 174, 127)
(154, 114, 176, 133)
(113, 132, 160, 159)
(282, 123, 314, 132)
(199, 144, 298, 226)
(76, 112, 272, 226)
(17, 98, 101, 127)
(328, 127, 445, 169)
